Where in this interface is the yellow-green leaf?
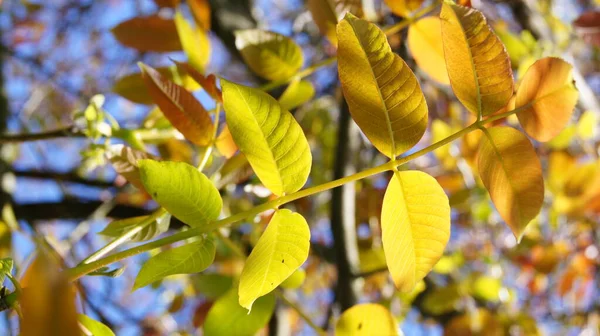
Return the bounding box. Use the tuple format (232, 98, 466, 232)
(280, 268, 306, 289)
(99, 214, 171, 243)
(235, 29, 303, 81)
(174, 11, 211, 72)
(384, 0, 424, 17)
(577, 110, 597, 140)
(221, 80, 312, 196)
(516, 57, 579, 142)
(111, 15, 182, 52)
(139, 62, 214, 145)
(407, 17, 450, 85)
(134, 238, 216, 290)
(204, 289, 275, 336)
(139, 160, 222, 228)
(278, 79, 315, 110)
(440, 2, 513, 117)
(338, 14, 428, 158)
(477, 127, 544, 241)
(239, 209, 310, 310)
(307, 0, 339, 45)
(78, 315, 115, 336)
(381, 171, 450, 292)
(335, 303, 398, 336)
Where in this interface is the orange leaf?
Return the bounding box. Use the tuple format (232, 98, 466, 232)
(188, 0, 211, 31)
(407, 17, 449, 85)
(215, 125, 238, 158)
(111, 16, 182, 52)
(173, 60, 222, 102)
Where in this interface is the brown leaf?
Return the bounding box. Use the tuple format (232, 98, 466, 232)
(112, 16, 182, 52)
(107, 145, 157, 191)
(188, 0, 211, 31)
(173, 60, 222, 102)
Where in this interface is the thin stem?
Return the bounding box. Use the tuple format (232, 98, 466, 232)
(0, 126, 84, 143)
(274, 290, 327, 336)
(382, 1, 440, 36)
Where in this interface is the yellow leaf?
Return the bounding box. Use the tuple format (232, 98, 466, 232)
(235, 29, 303, 81)
(189, 0, 211, 31)
(239, 209, 310, 310)
(338, 14, 428, 158)
(278, 79, 316, 110)
(111, 15, 182, 52)
(384, 0, 424, 17)
(577, 110, 597, 140)
(516, 57, 579, 142)
(381, 171, 450, 292)
(477, 127, 544, 241)
(407, 17, 449, 85)
(174, 11, 211, 72)
(440, 2, 514, 117)
(221, 80, 312, 196)
(307, 0, 339, 45)
(215, 125, 238, 159)
(335, 303, 398, 335)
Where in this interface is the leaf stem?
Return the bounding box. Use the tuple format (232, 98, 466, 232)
(274, 290, 327, 336)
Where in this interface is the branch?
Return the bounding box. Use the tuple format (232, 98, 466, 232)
(0, 126, 84, 144)
(13, 168, 115, 188)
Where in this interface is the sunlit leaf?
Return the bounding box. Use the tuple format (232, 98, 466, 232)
(99, 214, 171, 242)
(307, 0, 339, 45)
(173, 60, 222, 102)
(384, 0, 424, 17)
(280, 268, 306, 289)
(174, 11, 211, 72)
(335, 303, 398, 335)
(381, 171, 450, 292)
(111, 16, 182, 52)
(189, 0, 211, 31)
(516, 57, 579, 142)
(577, 110, 597, 140)
(278, 79, 315, 110)
(440, 2, 513, 117)
(338, 14, 428, 158)
(471, 275, 501, 303)
(221, 80, 312, 196)
(239, 209, 310, 310)
(78, 315, 115, 336)
(477, 127, 544, 241)
(134, 237, 216, 290)
(215, 125, 238, 159)
(444, 309, 503, 336)
(421, 283, 462, 315)
(235, 29, 303, 81)
(140, 62, 214, 145)
(139, 160, 222, 228)
(204, 289, 275, 336)
(0, 258, 13, 284)
(107, 144, 156, 191)
(407, 17, 449, 85)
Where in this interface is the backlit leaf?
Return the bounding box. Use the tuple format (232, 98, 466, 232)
(335, 303, 398, 335)
(279, 79, 315, 110)
(221, 80, 312, 196)
(204, 289, 275, 336)
(140, 62, 214, 145)
(189, 0, 211, 31)
(107, 144, 156, 191)
(338, 14, 428, 158)
(173, 60, 222, 102)
(99, 214, 171, 243)
(134, 237, 216, 290)
(440, 2, 513, 117)
(516, 57, 579, 142)
(280, 268, 306, 289)
(215, 125, 238, 158)
(239, 209, 310, 310)
(477, 127, 544, 241)
(194, 273, 234, 298)
(139, 160, 222, 229)
(407, 17, 449, 85)
(235, 29, 303, 81)
(307, 0, 339, 45)
(78, 315, 115, 336)
(384, 0, 424, 17)
(381, 171, 450, 292)
(111, 16, 182, 52)
(174, 11, 211, 72)
(0, 258, 13, 284)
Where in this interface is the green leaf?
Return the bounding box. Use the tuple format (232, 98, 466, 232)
(239, 209, 310, 310)
(174, 11, 211, 72)
(337, 13, 428, 158)
(88, 266, 126, 278)
(194, 273, 234, 298)
(99, 214, 171, 242)
(78, 314, 115, 336)
(134, 237, 216, 290)
(0, 258, 13, 284)
(278, 79, 315, 110)
(221, 80, 312, 196)
(335, 303, 398, 335)
(235, 29, 303, 81)
(139, 160, 222, 229)
(204, 289, 275, 336)
(381, 171, 451, 292)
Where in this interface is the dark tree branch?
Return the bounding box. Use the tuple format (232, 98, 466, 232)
(0, 126, 84, 144)
(13, 168, 115, 188)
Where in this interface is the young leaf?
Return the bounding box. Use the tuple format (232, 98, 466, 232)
(78, 315, 115, 336)
(381, 171, 451, 292)
(0, 258, 13, 284)
(189, 0, 211, 31)
(516, 57, 579, 141)
(235, 29, 303, 81)
(139, 160, 222, 228)
(139, 62, 214, 146)
(99, 214, 171, 242)
(173, 60, 222, 102)
(338, 14, 428, 158)
(107, 144, 156, 191)
(477, 127, 544, 242)
(134, 237, 216, 290)
(111, 16, 182, 52)
(174, 11, 211, 72)
(384, 0, 424, 17)
(407, 17, 450, 85)
(440, 2, 513, 117)
(239, 209, 310, 310)
(335, 303, 398, 336)
(278, 79, 316, 110)
(204, 289, 275, 336)
(221, 80, 312, 196)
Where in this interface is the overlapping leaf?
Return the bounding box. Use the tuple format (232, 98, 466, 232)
(381, 171, 450, 292)
(307, 0, 339, 45)
(134, 237, 216, 290)
(107, 144, 156, 191)
(140, 62, 213, 145)
(338, 14, 428, 158)
(112, 16, 182, 52)
(78, 315, 115, 336)
(189, 0, 211, 31)
(440, 2, 513, 117)
(407, 17, 450, 85)
(335, 303, 398, 335)
(139, 160, 222, 228)
(99, 214, 171, 242)
(278, 79, 315, 110)
(477, 127, 544, 241)
(174, 11, 211, 72)
(221, 80, 312, 196)
(516, 57, 579, 141)
(239, 209, 310, 310)
(173, 60, 222, 102)
(384, 0, 424, 17)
